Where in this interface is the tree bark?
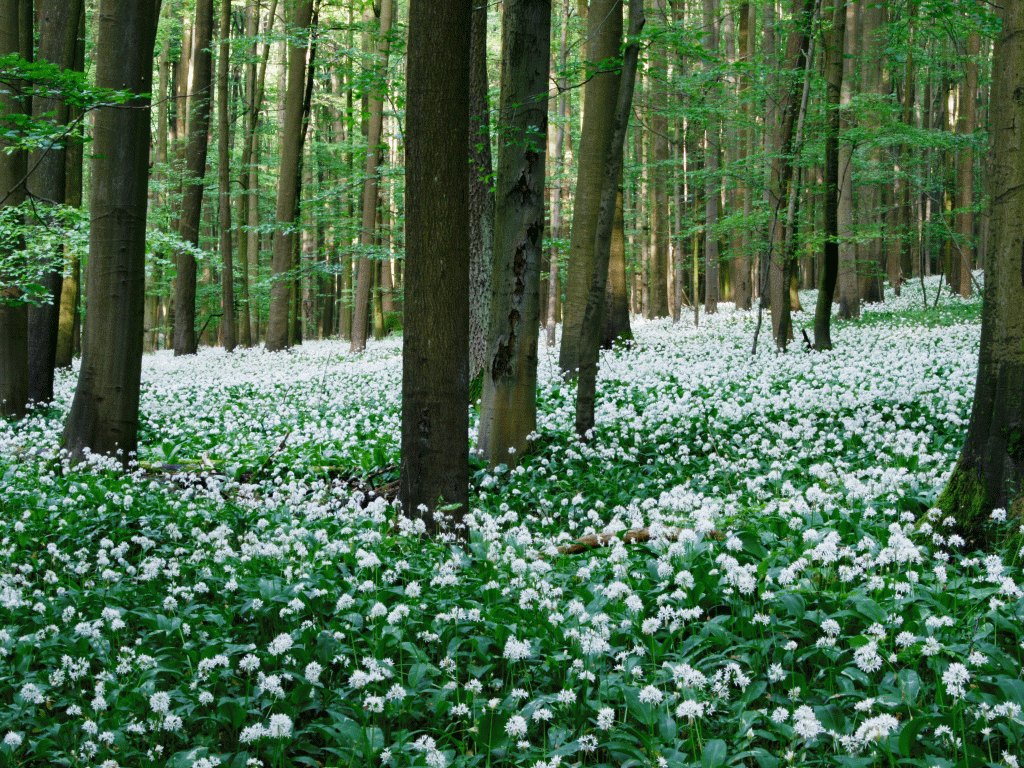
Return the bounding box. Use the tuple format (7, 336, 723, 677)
(813, 0, 845, 350)
(559, 0, 622, 376)
(401, 0, 472, 534)
(702, 0, 720, 314)
(575, 0, 644, 437)
(62, 0, 160, 461)
(732, 1, 753, 310)
(350, 0, 395, 353)
(955, 20, 979, 298)
(26, 0, 82, 402)
(602, 184, 631, 345)
(939, 1, 1024, 539)
(265, 0, 314, 351)
(0, 0, 30, 419)
(836, 0, 858, 319)
(547, 0, 572, 347)
(217, 0, 235, 351)
(478, 0, 551, 465)
(764, 0, 814, 352)
(468, 0, 495, 381)
(173, 0, 214, 356)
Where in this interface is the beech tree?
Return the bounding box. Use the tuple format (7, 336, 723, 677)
(0, 0, 29, 419)
(401, 0, 471, 533)
(939, 2, 1024, 538)
(265, 0, 314, 352)
(477, 0, 551, 465)
(559, 0, 622, 376)
(26, 0, 83, 402)
(172, 0, 213, 357)
(62, 0, 161, 461)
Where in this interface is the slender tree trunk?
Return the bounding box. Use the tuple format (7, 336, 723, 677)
(836, 0, 858, 318)
(265, 0, 314, 351)
(733, 1, 753, 310)
(173, 0, 214, 356)
(350, 0, 395, 353)
(603, 184, 631, 345)
(895, 0, 918, 289)
(547, 0, 571, 347)
(477, 0, 551, 465)
(646, 0, 670, 318)
(63, 0, 160, 461)
(575, 0, 644, 437)
(559, 0, 622, 376)
(702, 0, 720, 313)
(401, 0, 472, 533)
(26, 0, 82, 402)
(764, 0, 814, 352)
(939, 1, 1024, 538)
(468, 0, 495, 381)
(217, 0, 235, 351)
(55, 3, 86, 367)
(955, 21, 979, 298)
(813, 0, 845, 349)
(0, 0, 30, 419)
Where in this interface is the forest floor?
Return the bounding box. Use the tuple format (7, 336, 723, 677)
(2, 275, 1020, 768)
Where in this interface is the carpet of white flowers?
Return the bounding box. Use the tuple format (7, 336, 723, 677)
(2, 277, 1021, 768)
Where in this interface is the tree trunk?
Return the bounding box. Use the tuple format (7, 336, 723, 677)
(764, 0, 814, 352)
(732, 1, 753, 310)
(62, 0, 160, 461)
(217, 0, 235, 351)
(26, 0, 82, 402)
(0, 0, 30, 419)
(939, 1, 1024, 539)
(401, 0, 472, 534)
(546, 0, 571, 347)
(468, 0, 495, 381)
(813, 0, 845, 349)
(173, 0, 214, 356)
(836, 0, 858, 319)
(602, 184, 631, 345)
(702, 0, 720, 314)
(477, 0, 550, 465)
(350, 0, 395, 353)
(559, 0, 622, 376)
(54, 3, 85, 367)
(955, 21, 979, 298)
(575, 0, 644, 437)
(265, 0, 314, 351)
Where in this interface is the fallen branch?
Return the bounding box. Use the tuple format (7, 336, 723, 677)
(556, 526, 722, 555)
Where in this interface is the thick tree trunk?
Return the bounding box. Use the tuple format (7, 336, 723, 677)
(401, 0, 471, 534)
(62, 0, 160, 461)
(939, 2, 1024, 539)
(477, 0, 550, 465)
(559, 0, 622, 376)
(173, 0, 214, 356)
(217, 0, 235, 351)
(575, 0, 644, 437)
(350, 0, 395, 353)
(0, 0, 29, 419)
(468, 0, 495, 381)
(265, 0, 314, 351)
(813, 0, 845, 349)
(26, 0, 82, 402)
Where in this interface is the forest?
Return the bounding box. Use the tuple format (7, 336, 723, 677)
(1, 0, 1024, 766)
